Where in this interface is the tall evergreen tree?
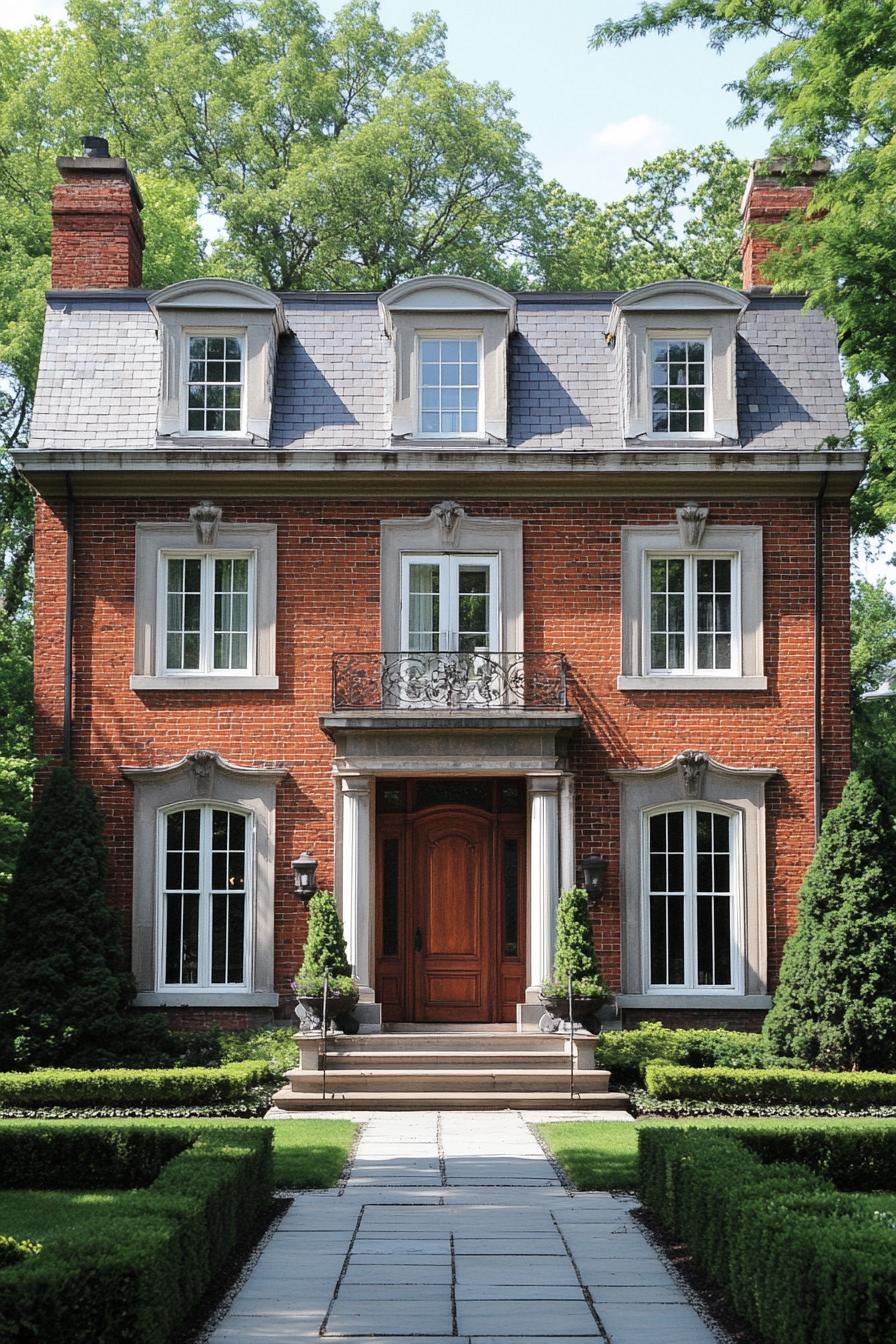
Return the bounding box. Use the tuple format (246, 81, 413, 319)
(763, 772, 896, 1070)
(0, 767, 137, 1067)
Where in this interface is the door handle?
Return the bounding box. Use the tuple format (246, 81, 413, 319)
(414, 926, 423, 952)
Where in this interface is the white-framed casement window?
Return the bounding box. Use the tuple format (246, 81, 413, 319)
(649, 336, 711, 437)
(132, 523, 277, 691)
(159, 802, 252, 989)
(417, 335, 482, 437)
(642, 803, 742, 992)
(185, 333, 244, 435)
(645, 552, 739, 676)
(160, 550, 254, 676)
(400, 553, 499, 653)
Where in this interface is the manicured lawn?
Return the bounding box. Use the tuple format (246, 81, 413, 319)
(0, 1117, 357, 1189)
(0, 1189, 123, 1243)
(537, 1116, 896, 1191)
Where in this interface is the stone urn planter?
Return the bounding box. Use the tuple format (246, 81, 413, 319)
(538, 990, 605, 1035)
(293, 980, 360, 1034)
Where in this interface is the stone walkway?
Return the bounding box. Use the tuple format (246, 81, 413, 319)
(208, 1112, 723, 1343)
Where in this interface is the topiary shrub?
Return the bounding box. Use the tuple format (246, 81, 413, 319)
(0, 768, 173, 1069)
(763, 771, 896, 1070)
(543, 886, 612, 1002)
(294, 890, 354, 997)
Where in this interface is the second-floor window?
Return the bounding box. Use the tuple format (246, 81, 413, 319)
(187, 335, 243, 433)
(650, 338, 708, 436)
(163, 552, 253, 674)
(401, 554, 498, 653)
(647, 554, 738, 675)
(419, 337, 481, 436)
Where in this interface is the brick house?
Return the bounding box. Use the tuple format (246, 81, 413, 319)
(16, 144, 862, 1035)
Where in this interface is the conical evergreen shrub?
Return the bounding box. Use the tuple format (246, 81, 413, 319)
(545, 886, 611, 1000)
(763, 771, 896, 1070)
(294, 891, 354, 994)
(0, 768, 141, 1067)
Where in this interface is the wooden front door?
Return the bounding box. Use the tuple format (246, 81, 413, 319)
(412, 807, 493, 1022)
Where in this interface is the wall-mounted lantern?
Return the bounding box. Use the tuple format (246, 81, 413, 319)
(292, 851, 318, 905)
(580, 853, 608, 907)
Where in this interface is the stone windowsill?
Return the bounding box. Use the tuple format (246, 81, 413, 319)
(615, 993, 772, 1010)
(130, 674, 280, 692)
(134, 991, 280, 1008)
(617, 675, 768, 692)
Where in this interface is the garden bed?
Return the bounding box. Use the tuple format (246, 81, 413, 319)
(0, 1122, 274, 1343)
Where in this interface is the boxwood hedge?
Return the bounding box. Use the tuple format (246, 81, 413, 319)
(0, 1122, 274, 1343)
(645, 1061, 896, 1109)
(639, 1124, 896, 1344)
(0, 1059, 272, 1111)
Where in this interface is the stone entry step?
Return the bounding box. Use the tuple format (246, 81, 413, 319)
(270, 1088, 630, 1110)
(271, 1025, 630, 1111)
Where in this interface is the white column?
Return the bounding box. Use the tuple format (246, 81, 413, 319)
(339, 774, 372, 991)
(559, 771, 576, 892)
(526, 773, 561, 998)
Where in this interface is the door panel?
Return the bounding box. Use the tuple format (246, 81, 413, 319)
(413, 808, 492, 1022)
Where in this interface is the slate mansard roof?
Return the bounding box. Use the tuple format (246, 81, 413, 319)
(28, 288, 849, 455)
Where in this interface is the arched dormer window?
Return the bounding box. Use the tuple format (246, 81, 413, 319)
(378, 276, 517, 444)
(148, 278, 288, 446)
(607, 280, 748, 446)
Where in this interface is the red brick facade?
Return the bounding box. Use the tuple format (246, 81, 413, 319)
(51, 159, 144, 290)
(33, 491, 852, 1027)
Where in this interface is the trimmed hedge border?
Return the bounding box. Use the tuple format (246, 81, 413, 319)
(639, 1125, 896, 1344)
(0, 1122, 274, 1343)
(645, 1061, 896, 1109)
(0, 1060, 272, 1110)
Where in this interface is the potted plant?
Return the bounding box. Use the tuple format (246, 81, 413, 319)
(540, 886, 612, 1034)
(293, 890, 360, 1033)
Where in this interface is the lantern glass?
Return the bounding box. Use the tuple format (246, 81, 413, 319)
(581, 853, 607, 905)
(292, 851, 318, 903)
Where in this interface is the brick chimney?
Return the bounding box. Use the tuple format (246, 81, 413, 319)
(51, 136, 144, 289)
(740, 157, 829, 290)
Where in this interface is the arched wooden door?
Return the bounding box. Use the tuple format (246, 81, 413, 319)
(411, 807, 493, 1022)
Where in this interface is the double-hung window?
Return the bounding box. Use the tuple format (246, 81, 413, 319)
(162, 551, 254, 676)
(649, 338, 709, 436)
(418, 337, 481, 436)
(646, 553, 738, 676)
(644, 804, 741, 991)
(160, 804, 251, 989)
(187, 334, 244, 434)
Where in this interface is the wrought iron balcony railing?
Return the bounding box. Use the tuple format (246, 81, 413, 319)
(332, 651, 568, 711)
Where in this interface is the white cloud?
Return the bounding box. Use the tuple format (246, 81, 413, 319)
(591, 114, 670, 153)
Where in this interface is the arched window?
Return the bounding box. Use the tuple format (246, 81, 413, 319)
(642, 804, 742, 991)
(159, 804, 251, 988)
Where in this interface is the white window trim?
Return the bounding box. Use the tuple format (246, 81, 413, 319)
(413, 330, 484, 440)
(399, 552, 500, 652)
(645, 330, 714, 441)
(640, 801, 744, 995)
(132, 522, 278, 691)
(158, 549, 257, 677)
(181, 328, 246, 438)
(643, 550, 741, 678)
(619, 524, 766, 691)
(157, 801, 254, 992)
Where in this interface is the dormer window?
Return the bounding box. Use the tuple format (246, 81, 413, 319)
(187, 335, 244, 434)
(379, 276, 516, 444)
(609, 280, 747, 446)
(649, 338, 710, 436)
(419, 336, 481, 436)
(148, 279, 286, 446)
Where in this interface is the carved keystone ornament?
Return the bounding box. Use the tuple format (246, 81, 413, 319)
(189, 500, 222, 545)
(675, 750, 709, 799)
(187, 749, 218, 796)
(430, 500, 466, 545)
(676, 502, 709, 548)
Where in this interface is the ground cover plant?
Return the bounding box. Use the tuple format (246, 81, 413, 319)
(639, 1123, 896, 1344)
(0, 1121, 274, 1343)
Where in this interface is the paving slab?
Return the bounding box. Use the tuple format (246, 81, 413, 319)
(207, 1109, 728, 1344)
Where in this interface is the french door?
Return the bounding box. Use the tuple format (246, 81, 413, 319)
(400, 554, 499, 654)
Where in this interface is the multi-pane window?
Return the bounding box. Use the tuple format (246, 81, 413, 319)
(647, 554, 735, 674)
(419, 338, 480, 435)
(650, 338, 708, 435)
(646, 806, 736, 990)
(187, 335, 243, 433)
(161, 805, 249, 987)
(402, 555, 497, 653)
(163, 552, 252, 674)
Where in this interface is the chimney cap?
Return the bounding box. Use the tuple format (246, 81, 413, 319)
(81, 134, 110, 158)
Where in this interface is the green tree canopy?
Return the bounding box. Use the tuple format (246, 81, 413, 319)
(591, 1, 896, 533)
(850, 576, 896, 799)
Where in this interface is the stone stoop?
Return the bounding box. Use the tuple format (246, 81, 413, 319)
(270, 1029, 630, 1111)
